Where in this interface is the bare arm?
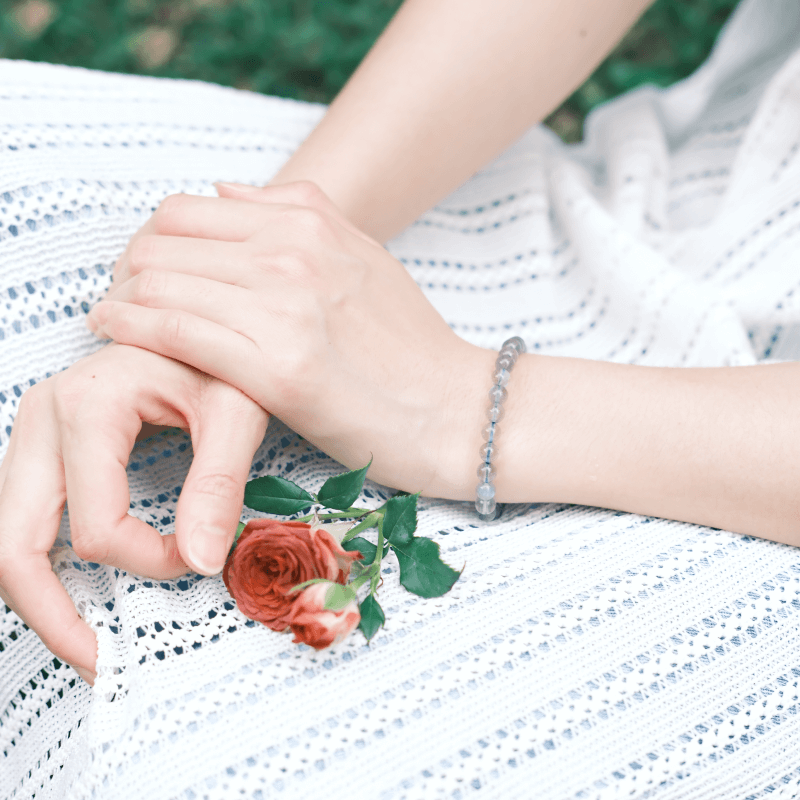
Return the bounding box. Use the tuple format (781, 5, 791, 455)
(97, 189, 800, 546)
(455, 355, 800, 545)
(273, 0, 654, 242)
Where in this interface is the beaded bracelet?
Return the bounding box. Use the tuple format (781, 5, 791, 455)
(476, 336, 527, 521)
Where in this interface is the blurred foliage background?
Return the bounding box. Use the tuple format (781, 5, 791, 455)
(0, 0, 740, 142)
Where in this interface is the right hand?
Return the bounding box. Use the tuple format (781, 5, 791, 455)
(0, 344, 269, 683)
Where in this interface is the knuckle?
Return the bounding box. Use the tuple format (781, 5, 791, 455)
(207, 382, 269, 431)
(189, 472, 242, 502)
(157, 309, 191, 351)
(253, 248, 315, 284)
(153, 193, 188, 233)
(16, 381, 51, 419)
(134, 269, 166, 307)
(248, 246, 278, 276)
(71, 530, 109, 564)
(128, 235, 156, 276)
(283, 206, 331, 241)
(40, 615, 86, 663)
(279, 250, 315, 283)
(288, 180, 325, 208)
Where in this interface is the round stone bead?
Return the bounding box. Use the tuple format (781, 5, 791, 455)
(476, 496, 497, 517)
(488, 385, 508, 405)
(479, 442, 497, 462)
(503, 336, 526, 354)
(481, 422, 499, 442)
(477, 463, 497, 482)
(496, 354, 515, 371)
(499, 345, 519, 362)
(487, 403, 504, 423)
(493, 368, 511, 387)
(476, 481, 496, 501)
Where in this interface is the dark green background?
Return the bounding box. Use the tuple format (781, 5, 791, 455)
(0, 0, 740, 141)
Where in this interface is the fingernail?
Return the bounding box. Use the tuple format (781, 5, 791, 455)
(189, 527, 229, 575)
(85, 313, 98, 333)
(214, 181, 260, 193)
(74, 665, 97, 685)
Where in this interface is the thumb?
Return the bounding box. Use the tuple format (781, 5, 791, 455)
(178, 384, 269, 575)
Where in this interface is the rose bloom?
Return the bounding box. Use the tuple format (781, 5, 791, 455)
(223, 519, 361, 633)
(289, 582, 361, 649)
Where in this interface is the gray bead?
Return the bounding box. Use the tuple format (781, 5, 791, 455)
(488, 385, 508, 405)
(476, 497, 497, 517)
(481, 422, 499, 442)
(479, 442, 497, 462)
(503, 336, 526, 354)
(476, 482, 496, 500)
(498, 346, 518, 363)
(477, 463, 497, 482)
(487, 403, 504, 423)
(496, 354, 515, 371)
(493, 368, 511, 387)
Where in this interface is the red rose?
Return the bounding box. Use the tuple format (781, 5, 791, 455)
(289, 582, 361, 649)
(223, 519, 362, 632)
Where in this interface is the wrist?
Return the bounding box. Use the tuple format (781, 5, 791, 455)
(426, 349, 575, 508)
(424, 341, 499, 501)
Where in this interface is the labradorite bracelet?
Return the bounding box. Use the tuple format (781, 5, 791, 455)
(476, 336, 526, 521)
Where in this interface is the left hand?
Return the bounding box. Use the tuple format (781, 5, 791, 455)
(88, 182, 489, 498)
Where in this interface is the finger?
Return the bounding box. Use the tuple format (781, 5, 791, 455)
(83, 301, 266, 408)
(112, 215, 159, 286)
(0, 559, 97, 684)
(112, 188, 366, 290)
(108, 236, 253, 300)
(150, 194, 296, 241)
(178, 384, 269, 574)
(214, 181, 378, 245)
(100, 271, 253, 335)
(57, 369, 190, 580)
(112, 195, 260, 287)
(0, 389, 97, 678)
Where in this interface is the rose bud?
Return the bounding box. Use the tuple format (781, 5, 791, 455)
(289, 582, 361, 650)
(222, 519, 362, 632)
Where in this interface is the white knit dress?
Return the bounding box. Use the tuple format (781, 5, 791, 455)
(2, 0, 800, 797)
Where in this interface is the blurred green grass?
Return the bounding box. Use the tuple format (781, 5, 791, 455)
(0, 0, 740, 142)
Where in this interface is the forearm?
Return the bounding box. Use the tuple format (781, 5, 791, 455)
(273, 0, 654, 242)
(439, 353, 800, 545)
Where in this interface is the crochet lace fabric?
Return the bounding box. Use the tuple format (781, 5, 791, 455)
(3, 0, 800, 797)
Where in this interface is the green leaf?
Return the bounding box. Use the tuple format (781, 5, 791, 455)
(392, 536, 461, 598)
(316, 460, 371, 511)
(382, 492, 419, 547)
(358, 594, 385, 642)
(243, 475, 315, 515)
(323, 583, 357, 611)
(342, 536, 377, 564)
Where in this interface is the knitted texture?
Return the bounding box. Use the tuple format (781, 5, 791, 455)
(3, 0, 800, 797)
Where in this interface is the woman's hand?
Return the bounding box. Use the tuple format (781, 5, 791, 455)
(109, 182, 376, 291)
(89, 183, 492, 498)
(0, 344, 269, 682)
